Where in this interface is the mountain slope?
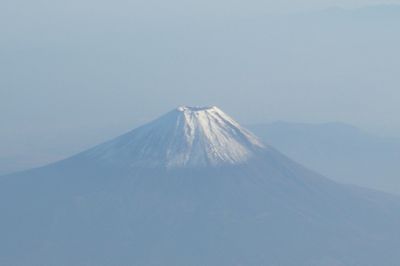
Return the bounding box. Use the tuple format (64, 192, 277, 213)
(249, 122, 400, 194)
(1, 107, 400, 266)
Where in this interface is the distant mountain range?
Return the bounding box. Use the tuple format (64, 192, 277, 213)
(249, 122, 400, 194)
(321, 5, 400, 18)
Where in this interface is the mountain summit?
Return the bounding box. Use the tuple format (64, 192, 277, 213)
(82, 106, 265, 169)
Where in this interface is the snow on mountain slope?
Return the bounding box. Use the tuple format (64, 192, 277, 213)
(82, 106, 265, 169)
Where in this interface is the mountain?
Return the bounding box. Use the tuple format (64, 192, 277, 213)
(1, 106, 400, 266)
(81, 106, 265, 169)
(249, 122, 400, 194)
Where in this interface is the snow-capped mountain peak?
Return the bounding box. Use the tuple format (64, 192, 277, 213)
(84, 106, 265, 169)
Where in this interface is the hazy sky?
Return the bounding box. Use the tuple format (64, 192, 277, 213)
(1, 0, 400, 167)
